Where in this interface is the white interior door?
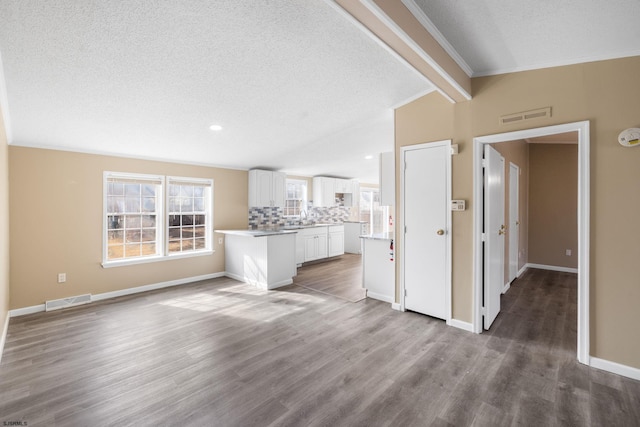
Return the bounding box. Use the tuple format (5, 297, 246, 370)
(483, 144, 505, 329)
(403, 142, 450, 320)
(508, 163, 520, 283)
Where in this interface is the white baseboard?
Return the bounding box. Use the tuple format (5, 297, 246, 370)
(9, 304, 45, 317)
(448, 318, 474, 332)
(517, 265, 528, 277)
(391, 302, 402, 311)
(0, 312, 9, 365)
(526, 263, 578, 274)
(223, 272, 293, 290)
(366, 291, 394, 303)
(9, 272, 226, 318)
(591, 356, 640, 381)
(93, 272, 225, 301)
(502, 282, 511, 294)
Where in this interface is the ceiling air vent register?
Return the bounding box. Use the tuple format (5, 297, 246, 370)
(499, 107, 552, 126)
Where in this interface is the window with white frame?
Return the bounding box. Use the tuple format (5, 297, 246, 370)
(284, 179, 307, 217)
(105, 173, 163, 262)
(103, 172, 213, 266)
(167, 177, 212, 254)
(359, 188, 388, 234)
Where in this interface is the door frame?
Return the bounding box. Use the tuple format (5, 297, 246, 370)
(399, 140, 452, 324)
(508, 162, 520, 288)
(472, 121, 590, 365)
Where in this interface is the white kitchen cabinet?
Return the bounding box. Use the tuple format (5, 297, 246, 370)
(328, 225, 345, 257)
(362, 234, 395, 302)
(334, 179, 353, 193)
(333, 179, 344, 193)
(220, 231, 297, 290)
(380, 152, 395, 206)
(249, 169, 286, 208)
(351, 179, 360, 211)
(344, 221, 367, 254)
(313, 177, 336, 207)
(303, 227, 328, 261)
(296, 225, 345, 263)
(313, 177, 359, 207)
(295, 231, 306, 265)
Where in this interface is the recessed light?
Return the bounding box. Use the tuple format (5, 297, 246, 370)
(364, 155, 373, 160)
(209, 124, 223, 131)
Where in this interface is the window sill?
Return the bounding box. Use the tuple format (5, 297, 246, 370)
(102, 249, 215, 268)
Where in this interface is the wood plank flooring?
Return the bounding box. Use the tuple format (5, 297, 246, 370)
(294, 254, 366, 302)
(1, 268, 639, 426)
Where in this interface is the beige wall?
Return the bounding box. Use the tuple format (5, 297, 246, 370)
(528, 144, 578, 268)
(0, 109, 9, 330)
(9, 147, 248, 309)
(395, 55, 640, 369)
(492, 140, 529, 278)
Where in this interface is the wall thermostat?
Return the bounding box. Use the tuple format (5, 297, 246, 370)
(451, 200, 466, 211)
(618, 128, 640, 147)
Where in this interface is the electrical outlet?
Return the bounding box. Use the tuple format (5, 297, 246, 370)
(218, 238, 223, 244)
(565, 249, 572, 256)
(58, 273, 66, 283)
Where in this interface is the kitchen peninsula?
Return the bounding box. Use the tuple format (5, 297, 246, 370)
(361, 232, 395, 303)
(216, 229, 297, 290)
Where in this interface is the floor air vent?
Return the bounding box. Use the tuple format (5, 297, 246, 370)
(500, 107, 551, 125)
(45, 294, 92, 311)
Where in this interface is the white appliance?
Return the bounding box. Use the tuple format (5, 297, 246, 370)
(344, 222, 369, 254)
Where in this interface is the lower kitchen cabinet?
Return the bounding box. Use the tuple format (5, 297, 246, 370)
(305, 232, 327, 261)
(295, 225, 345, 264)
(344, 221, 368, 254)
(328, 225, 345, 257)
(361, 233, 395, 303)
(300, 227, 328, 262)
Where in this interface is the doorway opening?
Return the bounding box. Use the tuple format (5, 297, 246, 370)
(473, 121, 590, 364)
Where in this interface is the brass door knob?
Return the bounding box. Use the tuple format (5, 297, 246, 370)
(436, 229, 445, 235)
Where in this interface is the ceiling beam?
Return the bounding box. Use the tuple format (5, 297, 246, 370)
(333, 0, 471, 103)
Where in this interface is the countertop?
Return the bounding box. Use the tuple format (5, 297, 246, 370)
(216, 223, 345, 237)
(360, 232, 394, 241)
(215, 229, 299, 237)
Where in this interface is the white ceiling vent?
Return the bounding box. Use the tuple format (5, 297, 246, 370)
(499, 107, 551, 125)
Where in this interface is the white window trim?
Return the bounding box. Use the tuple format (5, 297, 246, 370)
(166, 176, 214, 256)
(284, 179, 307, 218)
(102, 249, 214, 268)
(102, 172, 215, 268)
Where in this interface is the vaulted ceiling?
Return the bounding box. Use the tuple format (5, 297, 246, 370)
(0, 1, 638, 183)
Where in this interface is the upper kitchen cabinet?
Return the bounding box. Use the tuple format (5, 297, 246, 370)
(312, 177, 336, 207)
(380, 152, 395, 206)
(249, 169, 286, 208)
(334, 178, 353, 193)
(313, 177, 360, 207)
(351, 179, 360, 210)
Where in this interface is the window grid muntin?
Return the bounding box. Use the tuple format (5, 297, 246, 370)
(167, 180, 210, 254)
(284, 179, 307, 217)
(105, 175, 162, 262)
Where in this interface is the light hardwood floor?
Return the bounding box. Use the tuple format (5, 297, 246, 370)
(1, 268, 639, 426)
(294, 254, 366, 302)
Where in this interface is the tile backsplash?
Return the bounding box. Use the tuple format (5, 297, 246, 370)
(249, 205, 353, 228)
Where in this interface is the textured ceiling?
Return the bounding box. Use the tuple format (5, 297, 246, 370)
(2, 1, 638, 184)
(0, 1, 432, 183)
(409, 0, 640, 76)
